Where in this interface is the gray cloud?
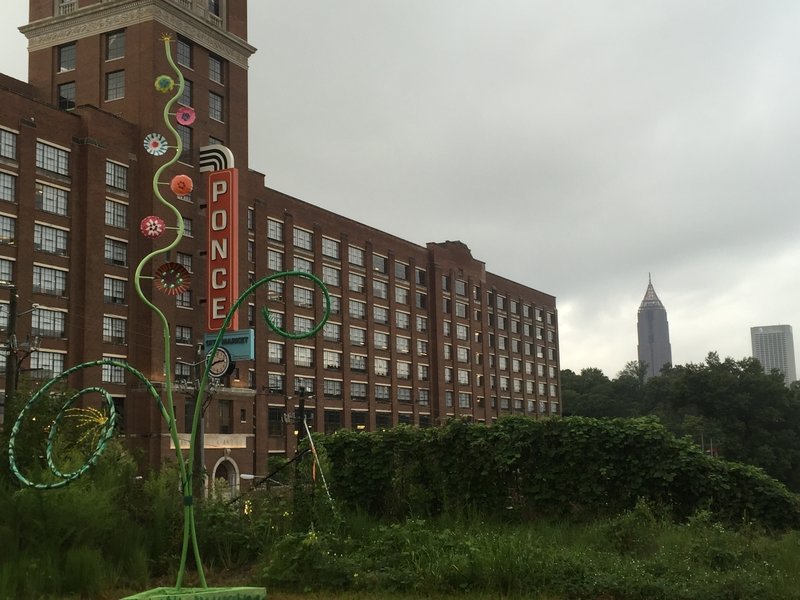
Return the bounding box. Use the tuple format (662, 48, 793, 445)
(3, 1, 800, 375)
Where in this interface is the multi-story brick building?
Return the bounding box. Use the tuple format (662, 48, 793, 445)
(0, 0, 560, 488)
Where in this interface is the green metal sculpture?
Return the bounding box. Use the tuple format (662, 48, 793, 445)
(7, 35, 330, 599)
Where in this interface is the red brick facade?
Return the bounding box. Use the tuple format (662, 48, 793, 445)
(0, 0, 560, 489)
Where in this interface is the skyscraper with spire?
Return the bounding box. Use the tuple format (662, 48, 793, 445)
(637, 276, 672, 378)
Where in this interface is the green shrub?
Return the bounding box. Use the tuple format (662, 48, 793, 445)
(322, 417, 800, 529)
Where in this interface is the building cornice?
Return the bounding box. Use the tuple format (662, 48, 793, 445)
(20, 0, 256, 69)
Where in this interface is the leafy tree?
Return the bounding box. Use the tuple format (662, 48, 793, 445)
(562, 352, 800, 491)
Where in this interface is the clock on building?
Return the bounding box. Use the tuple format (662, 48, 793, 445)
(206, 347, 233, 378)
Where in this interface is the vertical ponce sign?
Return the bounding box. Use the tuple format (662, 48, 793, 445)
(200, 145, 239, 331)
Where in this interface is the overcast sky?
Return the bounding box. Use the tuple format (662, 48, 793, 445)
(2, 2, 799, 377)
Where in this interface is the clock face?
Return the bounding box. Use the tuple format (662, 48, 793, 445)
(207, 347, 232, 378)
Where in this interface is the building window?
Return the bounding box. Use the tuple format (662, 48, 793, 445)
(293, 256, 313, 273)
(33, 265, 67, 296)
(33, 224, 67, 255)
(175, 325, 192, 345)
(267, 249, 283, 272)
(177, 36, 192, 68)
(415, 268, 426, 287)
(322, 322, 341, 342)
(102, 361, 126, 384)
(102, 238, 127, 266)
(36, 142, 69, 176)
(373, 280, 388, 300)
(105, 70, 125, 101)
(372, 254, 387, 274)
(350, 354, 366, 372)
(418, 364, 429, 381)
(350, 382, 367, 400)
(218, 399, 232, 434)
(350, 327, 366, 346)
(321, 265, 340, 287)
(179, 79, 193, 106)
(351, 411, 367, 430)
(455, 280, 467, 296)
(293, 227, 313, 251)
(324, 382, 342, 400)
(58, 43, 75, 72)
(209, 54, 224, 84)
(374, 331, 389, 350)
(267, 407, 284, 436)
(417, 340, 428, 356)
(58, 82, 76, 110)
(376, 412, 392, 429)
(0, 215, 14, 244)
(104, 199, 126, 228)
(396, 311, 410, 329)
(267, 218, 283, 241)
(416, 316, 427, 332)
(176, 252, 192, 272)
(0, 258, 12, 282)
(373, 305, 388, 325)
(31, 350, 65, 378)
(323, 350, 341, 370)
(348, 245, 365, 267)
(33, 308, 66, 338)
(349, 299, 366, 320)
(293, 286, 313, 308)
(268, 373, 285, 393)
(102, 276, 125, 303)
(374, 357, 389, 377)
(324, 408, 342, 434)
(267, 342, 284, 364)
(0, 130, 16, 160)
(294, 346, 314, 368)
(396, 336, 410, 354)
(176, 290, 192, 308)
(418, 389, 429, 406)
(395, 262, 408, 280)
(395, 286, 409, 304)
(176, 124, 192, 163)
(375, 384, 390, 401)
(458, 392, 471, 409)
(106, 29, 125, 60)
(321, 237, 339, 258)
(328, 295, 341, 314)
(209, 91, 224, 121)
(291, 316, 311, 335)
(105, 161, 128, 191)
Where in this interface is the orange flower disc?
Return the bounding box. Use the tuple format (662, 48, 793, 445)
(170, 174, 193, 196)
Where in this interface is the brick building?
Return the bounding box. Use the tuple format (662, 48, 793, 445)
(0, 0, 560, 488)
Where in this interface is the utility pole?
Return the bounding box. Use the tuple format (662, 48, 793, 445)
(4, 286, 17, 407)
(192, 343, 207, 500)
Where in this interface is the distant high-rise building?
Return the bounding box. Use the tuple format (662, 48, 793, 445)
(637, 276, 673, 378)
(751, 325, 796, 385)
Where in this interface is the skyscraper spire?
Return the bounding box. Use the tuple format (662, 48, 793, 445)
(637, 277, 672, 378)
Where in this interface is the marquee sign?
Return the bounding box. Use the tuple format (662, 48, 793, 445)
(200, 144, 239, 332)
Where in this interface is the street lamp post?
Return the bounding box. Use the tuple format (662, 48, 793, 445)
(1, 284, 42, 424)
(4, 285, 17, 407)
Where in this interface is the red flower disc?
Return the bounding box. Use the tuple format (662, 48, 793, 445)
(175, 106, 196, 126)
(140, 216, 166, 239)
(154, 262, 191, 296)
(170, 174, 194, 196)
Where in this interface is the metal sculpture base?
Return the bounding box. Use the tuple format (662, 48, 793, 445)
(121, 587, 266, 599)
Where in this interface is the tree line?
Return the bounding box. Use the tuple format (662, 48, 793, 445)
(561, 352, 800, 491)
